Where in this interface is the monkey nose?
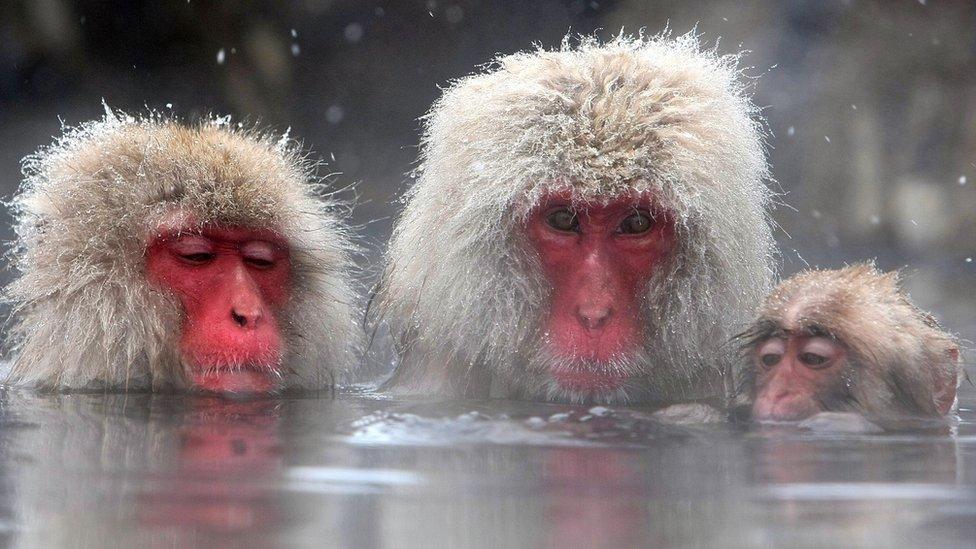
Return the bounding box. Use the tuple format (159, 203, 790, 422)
(231, 306, 263, 328)
(576, 305, 612, 330)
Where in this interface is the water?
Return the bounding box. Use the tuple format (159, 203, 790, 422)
(0, 388, 974, 548)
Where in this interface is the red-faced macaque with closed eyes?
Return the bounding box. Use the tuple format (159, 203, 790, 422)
(371, 33, 775, 404)
(740, 264, 961, 422)
(4, 110, 359, 393)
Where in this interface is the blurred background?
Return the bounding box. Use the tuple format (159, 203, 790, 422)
(1, 0, 974, 357)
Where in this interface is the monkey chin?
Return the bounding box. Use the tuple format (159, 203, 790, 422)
(529, 347, 644, 405)
(184, 352, 283, 395)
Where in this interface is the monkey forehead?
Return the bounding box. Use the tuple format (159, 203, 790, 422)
(416, 32, 768, 213)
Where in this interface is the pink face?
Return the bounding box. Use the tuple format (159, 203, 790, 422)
(146, 226, 291, 393)
(526, 191, 675, 395)
(751, 335, 848, 421)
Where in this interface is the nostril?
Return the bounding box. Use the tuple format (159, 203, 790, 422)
(576, 306, 612, 330)
(231, 310, 248, 327)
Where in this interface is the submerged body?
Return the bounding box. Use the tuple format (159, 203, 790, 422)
(372, 32, 776, 404)
(4, 110, 360, 393)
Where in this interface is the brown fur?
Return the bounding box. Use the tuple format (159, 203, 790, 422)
(740, 264, 961, 417)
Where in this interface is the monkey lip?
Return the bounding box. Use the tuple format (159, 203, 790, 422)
(752, 398, 820, 422)
(190, 364, 281, 394)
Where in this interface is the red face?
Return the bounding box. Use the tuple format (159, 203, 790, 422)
(146, 227, 291, 393)
(751, 335, 848, 421)
(526, 191, 674, 397)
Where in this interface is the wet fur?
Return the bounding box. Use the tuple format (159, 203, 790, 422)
(737, 263, 961, 417)
(4, 109, 361, 391)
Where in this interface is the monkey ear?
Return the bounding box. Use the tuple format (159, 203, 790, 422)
(932, 348, 960, 416)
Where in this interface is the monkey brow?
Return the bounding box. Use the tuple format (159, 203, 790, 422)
(732, 320, 838, 349)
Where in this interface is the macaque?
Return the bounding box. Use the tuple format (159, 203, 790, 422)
(740, 264, 961, 422)
(371, 33, 776, 404)
(4, 109, 360, 393)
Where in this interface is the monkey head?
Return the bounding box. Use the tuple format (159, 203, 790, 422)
(4, 110, 360, 393)
(373, 33, 775, 404)
(740, 264, 961, 421)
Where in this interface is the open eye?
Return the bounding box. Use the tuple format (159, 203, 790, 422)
(798, 336, 842, 370)
(545, 209, 579, 232)
(619, 211, 654, 234)
(756, 338, 786, 370)
(241, 240, 277, 269)
(798, 352, 830, 369)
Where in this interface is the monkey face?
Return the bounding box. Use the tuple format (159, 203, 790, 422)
(523, 191, 674, 402)
(146, 226, 291, 393)
(751, 335, 850, 421)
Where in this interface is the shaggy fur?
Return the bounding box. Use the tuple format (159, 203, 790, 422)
(738, 264, 961, 416)
(4, 108, 360, 391)
(371, 32, 776, 404)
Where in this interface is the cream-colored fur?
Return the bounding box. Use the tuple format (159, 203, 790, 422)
(4, 108, 360, 391)
(372, 32, 776, 403)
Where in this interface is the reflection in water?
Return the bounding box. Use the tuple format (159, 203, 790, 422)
(136, 399, 283, 543)
(0, 390, 973, 547)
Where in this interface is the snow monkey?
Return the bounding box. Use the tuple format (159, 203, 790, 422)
(741, 264, 961, 422)
(4, 109, 360, 393)
(371, 33, 776, 404)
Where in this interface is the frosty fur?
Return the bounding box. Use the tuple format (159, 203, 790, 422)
(372, 32, 776, 403)
(4, 108, 360, 391)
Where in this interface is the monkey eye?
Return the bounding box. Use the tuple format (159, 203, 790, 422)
(545, 208, 579, 232)
(169, 236, 216, 266)
(756, 338, 786, 370)
(241, 241, 277, 269)
(179, 252, 216, 265)
(798, 352, 831, 369)
(619, 211, 654, 234)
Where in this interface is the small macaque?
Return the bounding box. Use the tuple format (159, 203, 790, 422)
(4, 110, 359, 393)
(372, 33, 775, 404)
(740, 264, 961, 423)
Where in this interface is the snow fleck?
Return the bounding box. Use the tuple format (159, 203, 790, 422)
(230, 47, 237, 54)
(811, 209, 822, 219)
(722, 17, 728, 22)
(165, 103, 172, 109)
(966, 257, 973, 263)
(918, 0, 926, 5)
(959, 175, 967, 185)
(548, 412, 571, 423)
(344, 23, 363, 43)
(910, 219, 918, 226)
(525, 417, 546, 428)
(851, 104, 857, 110)
(290, 28, 298, 38)
(870, 215, 880, 225)
(325, 104, 344, 124)
(216, 48, 226, 64)
(824, 135, 831, 143)
(787, 126, 795, 137)
(290, 43, 301, 56)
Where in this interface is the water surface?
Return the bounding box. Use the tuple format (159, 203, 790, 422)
(0, 387, 974, 548)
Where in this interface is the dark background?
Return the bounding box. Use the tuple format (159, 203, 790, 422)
(1, 0, 974, 361)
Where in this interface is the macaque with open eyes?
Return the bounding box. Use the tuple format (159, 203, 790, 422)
(371, 33, 776, 404)
(4, 109, 359, 393)
(740, 264, 961, 423)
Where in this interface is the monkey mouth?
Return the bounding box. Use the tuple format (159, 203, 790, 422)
(188, 361, 283, 394)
